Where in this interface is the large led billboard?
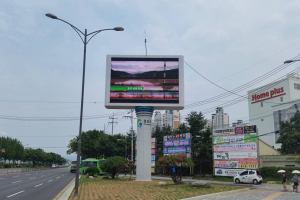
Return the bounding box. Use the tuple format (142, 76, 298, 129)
(105, 55, 184, 109)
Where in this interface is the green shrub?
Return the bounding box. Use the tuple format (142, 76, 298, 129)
(100, 156, 127, 178)
(260, 167, 299, 181)
(4, 164, 12, 168)
(86, 166, 100, 176)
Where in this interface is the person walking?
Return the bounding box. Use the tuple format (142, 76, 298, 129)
(282, 173, 287, 192)
(293, 173, 299, 193)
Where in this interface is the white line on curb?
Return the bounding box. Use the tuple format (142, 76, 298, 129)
(35, 183, 43, 187)
(7, 190, 25, 198)
(12, 180, 22, 184)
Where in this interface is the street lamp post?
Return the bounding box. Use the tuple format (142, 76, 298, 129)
(45, 13, 124, 196)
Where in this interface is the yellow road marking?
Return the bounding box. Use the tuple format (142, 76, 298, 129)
(53, 178, 75, 200)
(262, 192, 284, 200)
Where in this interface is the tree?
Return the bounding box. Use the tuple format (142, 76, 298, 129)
(100, 156, 127, 178)
(277, 112, 300, 154)
(158, 154, 194, 184)
(186, 111, 212, 176)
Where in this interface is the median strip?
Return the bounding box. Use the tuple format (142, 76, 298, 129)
(7, 190, 25, 198)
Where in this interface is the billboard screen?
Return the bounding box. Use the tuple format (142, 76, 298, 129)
(105, 55, 184, 109)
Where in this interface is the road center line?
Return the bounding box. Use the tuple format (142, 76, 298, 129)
(34, 183, 43, 187)
(48, 180, 53, 182)
(12, 180, 22, 184)
(7, 190, 25, 198)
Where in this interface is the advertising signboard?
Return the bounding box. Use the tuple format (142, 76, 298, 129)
(105, 55, 184, 109)
(164, 138, 190, 147)
(213, 134, 256, 145)
(244, 125, 257, 134)
(214, 160, 258, 169)
(164, 133, 190, 141)
(213, 128, 235, 136)
(213, 143, 257, 152)
(213, 152, 258, 160)
(214, 168, 245, 177)
(151, 138, 156, 174)
(234, 127, 244, 134)
(163, 146, 191, 154)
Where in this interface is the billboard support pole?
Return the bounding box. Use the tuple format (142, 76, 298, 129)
(135, 106, 154, 181)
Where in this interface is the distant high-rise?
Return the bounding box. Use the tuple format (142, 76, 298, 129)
(152, 110, 180, 132)
(211, 107, 229, 130)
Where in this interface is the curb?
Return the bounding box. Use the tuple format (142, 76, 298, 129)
(180, 188, 250, 200)
(53, 177, 76, 200)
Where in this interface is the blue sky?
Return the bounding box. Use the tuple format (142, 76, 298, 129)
(1, 0, 300, 159)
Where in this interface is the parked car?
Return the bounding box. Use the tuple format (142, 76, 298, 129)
(234, 170, 262, 184)
(51, 164, 56, 168)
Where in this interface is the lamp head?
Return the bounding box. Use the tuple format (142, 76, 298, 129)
(114, 27, 124, 31)
(46, 13, 58, 19)
(284, 60, 294, 64)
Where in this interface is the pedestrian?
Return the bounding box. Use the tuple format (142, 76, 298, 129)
(293, 173, 299, 193)
(282, 173, 287, 192)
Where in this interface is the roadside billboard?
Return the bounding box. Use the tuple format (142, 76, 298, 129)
(213, 126, 258, 177)
(213, 152, 258, 160)
(213, 143, 257, 152)
(105, 55, 184, 110)
(151, 138, 156, 174)
(163, 133, 191, 157)
(214, 168, 245, 177)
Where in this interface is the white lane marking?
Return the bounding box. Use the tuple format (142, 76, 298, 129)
(62, 174, 64, 177)
(41, 175, 45, 177)
(29, 177, 36, 180)
(12, 180, 22, 184)
(56, 176, 60, 179)
(34, 183, 43, 187)
(48, 180, 53, 182)
(25, 174, 30, 176)
(13, 175, 20, 177)
(7, 190, 25, 198)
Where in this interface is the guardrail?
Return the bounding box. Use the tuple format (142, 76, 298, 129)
(0, 167, 51, 175)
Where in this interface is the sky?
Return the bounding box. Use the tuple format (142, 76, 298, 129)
(1, 0, 300, 160)
(111, 61, 178, 74)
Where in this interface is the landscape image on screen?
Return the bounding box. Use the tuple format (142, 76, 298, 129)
(110, 57, 179, 104)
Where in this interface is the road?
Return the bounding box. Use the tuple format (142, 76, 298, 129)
(0, 168, 74, 200)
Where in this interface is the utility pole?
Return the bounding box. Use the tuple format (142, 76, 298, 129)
(104, 124, 106, 134)
(109, 112, 117, 135)
(123, 109, 134, 161)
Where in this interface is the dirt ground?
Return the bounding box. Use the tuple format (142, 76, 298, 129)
(69, 177, 241, 200)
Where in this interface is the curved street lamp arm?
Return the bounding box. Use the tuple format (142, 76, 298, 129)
(87, 29, 114, 36)
(71, 26, 84, 44)
(86, 31, 102, 44)
(57, 18, 85, 35)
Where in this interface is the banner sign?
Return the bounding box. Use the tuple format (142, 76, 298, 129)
(215, 168, 245, 177)
(213, 143, 256, 152)
(213, 134, 256, 145)
(214, 160, 258, 169)
(164, 133, 190, 141)
(151, 148, 155, 155)
(151, 155, 155, 161)
(234, 127, 244, 134)
(164, 146, 191, 154)
(214, 152, 258, 160)
(244, 125, 257, 134)
(164, 139, 190, 147)
(213, 135, 244, 144)
(213, 128, 235, 135)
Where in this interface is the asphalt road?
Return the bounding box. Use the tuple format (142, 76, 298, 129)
(0, 168, 75, 200)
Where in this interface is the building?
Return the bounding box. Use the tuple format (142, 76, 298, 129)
(211, 107, 229, 129)
(232, 120, 249, 127)
(247, 74, 300, 149)
(152, 110, 180, 131)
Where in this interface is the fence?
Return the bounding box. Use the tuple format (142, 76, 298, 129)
(0, 167, 50, 175)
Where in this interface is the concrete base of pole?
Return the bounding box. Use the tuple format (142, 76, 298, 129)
(135, 106, 154, 181)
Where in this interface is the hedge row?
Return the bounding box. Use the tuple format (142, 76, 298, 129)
(261, 167, 300, 180)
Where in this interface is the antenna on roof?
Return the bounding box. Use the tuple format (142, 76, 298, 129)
(145, 30, 147, 56)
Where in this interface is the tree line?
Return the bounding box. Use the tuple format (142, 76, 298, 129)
(0, 137, 66, 166)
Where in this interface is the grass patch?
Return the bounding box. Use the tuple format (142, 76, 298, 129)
(69, 176, 243, 200)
